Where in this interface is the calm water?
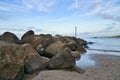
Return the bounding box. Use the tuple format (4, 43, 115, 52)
(17, 34, 120, 67)
(76, 37, 120, 67)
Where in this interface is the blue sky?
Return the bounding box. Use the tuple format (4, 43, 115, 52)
(0, 0, 120, 36)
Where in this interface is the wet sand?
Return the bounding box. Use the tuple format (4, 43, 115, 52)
(23, 54, 120, 80)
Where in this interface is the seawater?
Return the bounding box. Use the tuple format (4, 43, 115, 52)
(76, 37, 120, 67)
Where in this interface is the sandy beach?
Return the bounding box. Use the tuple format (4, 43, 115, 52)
(23, 54, 120, 80)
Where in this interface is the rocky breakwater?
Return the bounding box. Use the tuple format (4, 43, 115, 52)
(0, 30, 87, 80)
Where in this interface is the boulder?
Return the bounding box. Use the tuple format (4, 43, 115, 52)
(66, 40, 78, 51)
(0, 32, 20, 43)
(76, 45, 86, 54)
(87, 41, 94, 44)
(21, 34, 53, 49)
(21, 35, 41, 48)
(65, 39, 86, 54)
(47, 48, 75, 69)
(21, 30, 34, 40)
(22, 44, 49, 74)
(53, 35, 68, 43)
(36, 35, 54, 55)
(77, 38, 87, 45)
(0, 41, 25, 80)
(45, 41, 67, 57)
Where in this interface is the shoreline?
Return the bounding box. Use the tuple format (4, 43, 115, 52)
(23, 54, 120, 80)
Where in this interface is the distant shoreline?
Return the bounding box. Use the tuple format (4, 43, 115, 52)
(87, 48, 120, 52)
(92, 36, 120, 38)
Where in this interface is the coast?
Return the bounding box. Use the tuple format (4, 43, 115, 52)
(0, 30, 120, 80)
(24, 54, 120, 80)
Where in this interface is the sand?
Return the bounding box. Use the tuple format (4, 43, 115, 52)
(23, 54, 120, 80)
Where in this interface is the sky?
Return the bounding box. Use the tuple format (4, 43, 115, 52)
(0, 0, 120, 36)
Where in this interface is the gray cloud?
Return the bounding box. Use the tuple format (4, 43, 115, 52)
(98, 13, 120, 21)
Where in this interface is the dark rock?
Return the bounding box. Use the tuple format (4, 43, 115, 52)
(66, 40, 78, 51)
(76, 45, 86, 54)
(22, 44, 48, 74)
(84, 45, 89, 48)
(21, 30, 34, 40)
(65, 38, 86, 54)
(87, 42, 94, 44)
(0, 41, 25, 80)
(36, 35, 54, 56)
(77, 38, 87, 45)
(0, 32, 20, 43)
(47, 48, 75, 69)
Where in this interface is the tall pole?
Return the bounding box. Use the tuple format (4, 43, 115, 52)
(75, 26, 77, 38)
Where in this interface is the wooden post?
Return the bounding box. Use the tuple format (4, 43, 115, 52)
(75, 26, 77, 38)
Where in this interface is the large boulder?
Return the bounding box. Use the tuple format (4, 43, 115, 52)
(21, 30, 34, 40)
(0, 32, 20, 43)
(47, 48, 75, 69)
(22, 44, 49, 74)
(0, 41, 25, 80)
(21, 34, 53, 49)
(21, 35, 41, 48)
(53, 35, 68, 43)
(36, 34, 54, 55)
(65, 38, 86, 54)
(45, 41, 67, 57)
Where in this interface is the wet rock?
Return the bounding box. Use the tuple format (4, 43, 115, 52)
(87, 42, 94, 44)
(21, 30, 34, 40)
(47, 48, 75, 69)
(22, 44, 48, 74)
(0, 32, 20, 43)
(0, 41, 25, 80)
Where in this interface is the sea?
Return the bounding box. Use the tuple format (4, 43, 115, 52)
(76, 37, 120, 67)
(13, 34, 120, 67)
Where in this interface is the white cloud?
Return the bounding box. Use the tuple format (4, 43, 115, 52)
(68, 0, 120, 21)
(88, 0, 120, 21)
(0, 1, 27, 12)
(22, 0, 57, 12)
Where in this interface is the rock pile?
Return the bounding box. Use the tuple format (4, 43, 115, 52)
(0, 30, 87, 80)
